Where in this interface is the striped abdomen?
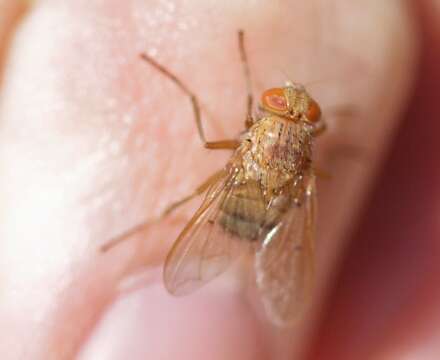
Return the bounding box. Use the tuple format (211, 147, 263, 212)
(219, 181, 291, 241)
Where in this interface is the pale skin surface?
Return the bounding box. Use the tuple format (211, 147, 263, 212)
(0, 0, 438, 359)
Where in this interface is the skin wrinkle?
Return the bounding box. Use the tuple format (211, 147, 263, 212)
(0, 1, 416, 359)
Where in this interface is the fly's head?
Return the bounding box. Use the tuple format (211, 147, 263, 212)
(260, 83, 323, 133)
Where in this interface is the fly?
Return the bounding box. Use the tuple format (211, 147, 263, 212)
(102, 30, 326, 326)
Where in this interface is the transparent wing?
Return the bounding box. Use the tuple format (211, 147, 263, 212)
(163, 169, 246, 295)
(255, 175, 316, 326)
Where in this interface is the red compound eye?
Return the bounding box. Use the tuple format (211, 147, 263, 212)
(261, 88, 288, 113)
(305, 99, 321, 123)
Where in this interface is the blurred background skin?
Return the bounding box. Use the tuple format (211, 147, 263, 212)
(308, 1, 440, 359)
(0, 0, 438, 359)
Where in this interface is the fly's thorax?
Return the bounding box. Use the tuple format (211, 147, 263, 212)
(240, 116, 313, 190)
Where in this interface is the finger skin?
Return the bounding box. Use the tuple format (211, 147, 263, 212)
(308, 1, 440, 359)
(0, 0, 417, 359)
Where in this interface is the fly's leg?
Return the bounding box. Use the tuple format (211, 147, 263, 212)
(100, 169, 225, 253)
(313, 167, 332, 180)
(100, 220, 153, 253)
(311, 121, 327, 137)
(238, 30, 255, 129)
(205, 140, 240, 150)
(161, 169, 226, 217)
(327, 104, 358, 121)
(139, 53, 238, 150)
(317, 105, 368, 164)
